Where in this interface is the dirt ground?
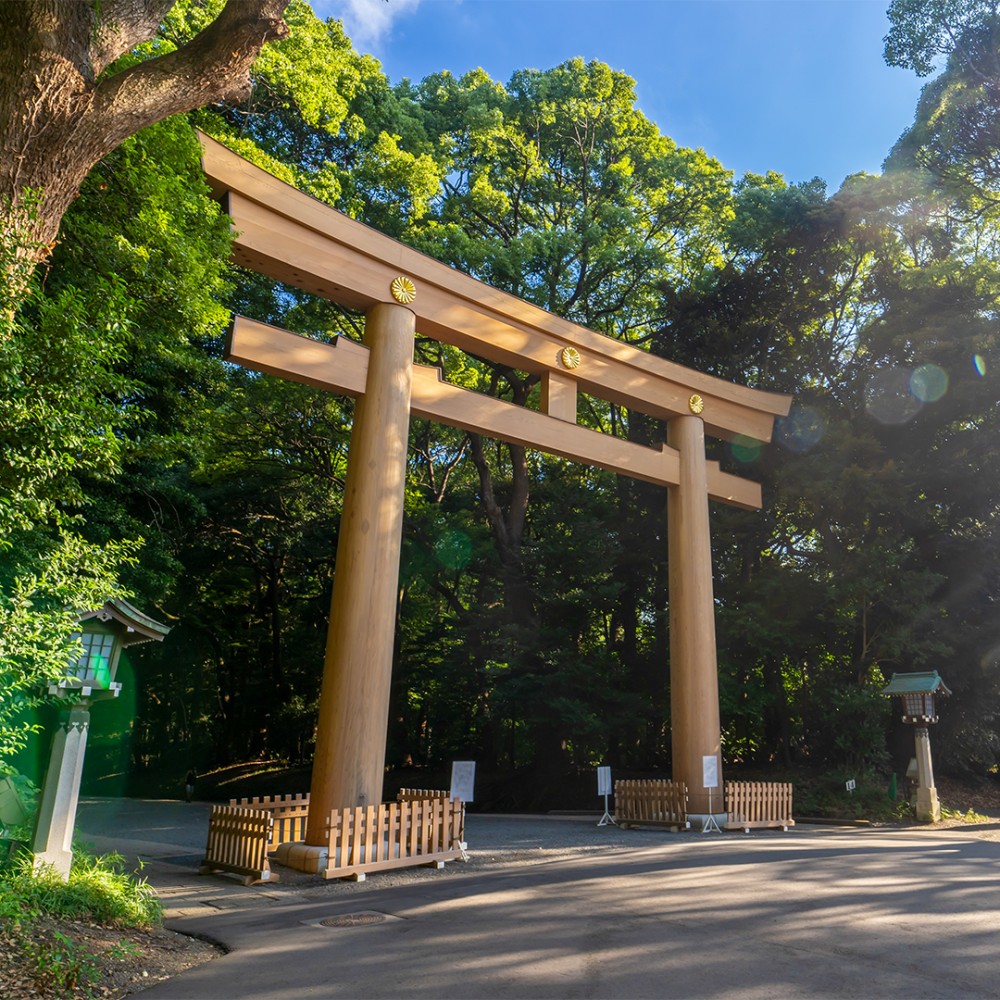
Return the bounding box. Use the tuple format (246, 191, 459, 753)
(0, 916, 221, 1000)
(935, 773, 1000, 814)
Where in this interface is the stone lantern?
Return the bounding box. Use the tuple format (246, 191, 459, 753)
(32, 599, 169, 878)
(882, 671, 950, 823)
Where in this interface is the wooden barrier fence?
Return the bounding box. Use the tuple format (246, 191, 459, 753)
(324, 795, 465, 880)
(614, 779, 690, 830)
(397, 788, 466, 850)
(210, 791, 467, 882)
(230, 793, 310, 851)
(397, 787, 449, 800)
(199, 805, 277, 885)
(725, 781, 795, 832)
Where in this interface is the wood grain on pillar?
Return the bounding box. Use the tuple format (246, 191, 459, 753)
(667, 415, 723, 816)
(306, 302, 414, 844)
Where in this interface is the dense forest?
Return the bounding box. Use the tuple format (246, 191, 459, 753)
(2, 0, 999, 806)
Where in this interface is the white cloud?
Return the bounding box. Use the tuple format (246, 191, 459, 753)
(318, 0, 422, 51)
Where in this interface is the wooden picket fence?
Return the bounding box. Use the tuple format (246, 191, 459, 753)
(725, 781, 795, 832)
(397, 788, 466, 850)
(397, 787, 449, 801)
(324, 795, 465, 881)
(230, 793, 310, 851)
(199, 805, 277, 885)
(209, 790, 467, 882)
(614, 779, 690, 830)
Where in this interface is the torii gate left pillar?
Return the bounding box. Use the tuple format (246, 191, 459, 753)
(303, 301, 414, 847)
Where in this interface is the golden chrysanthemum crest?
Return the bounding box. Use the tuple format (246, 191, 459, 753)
(390, 276, 416, 304)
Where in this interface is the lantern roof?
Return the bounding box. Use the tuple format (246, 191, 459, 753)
(78, 599, 170, 646)
(882, 671, 951, 698)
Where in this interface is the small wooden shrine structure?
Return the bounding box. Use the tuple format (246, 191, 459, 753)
(883, 671, 951, 822)
(33, 600, 170, 877)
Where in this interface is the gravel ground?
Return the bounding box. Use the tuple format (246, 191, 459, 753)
(189, 809, 1000, 902)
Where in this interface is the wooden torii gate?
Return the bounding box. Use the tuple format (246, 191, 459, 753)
(199, 133, 791, 848)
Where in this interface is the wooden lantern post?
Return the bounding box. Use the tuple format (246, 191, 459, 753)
(882, 671, 951, 823)
(32, 600, 169, 878)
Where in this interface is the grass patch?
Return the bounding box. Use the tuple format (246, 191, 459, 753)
(0, 848, 162, 997)
(940, 805, 990, 824)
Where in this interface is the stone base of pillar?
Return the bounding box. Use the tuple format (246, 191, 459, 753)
(273, 841, 329, 874)
(916, 786, 940, 823)
(32, 848, 74, 879)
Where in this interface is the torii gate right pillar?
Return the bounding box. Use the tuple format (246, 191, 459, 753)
(667, 414, 723, 818)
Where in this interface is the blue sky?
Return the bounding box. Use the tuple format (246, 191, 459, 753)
(313, 0, 930, 190)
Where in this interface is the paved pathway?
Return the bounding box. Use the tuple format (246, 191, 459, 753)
(76, 799, 1000, 999)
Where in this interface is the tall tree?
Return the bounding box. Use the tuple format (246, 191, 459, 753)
(884, 0, 1000, 202)
(0, 0, 288, 294)
(0, 209, 137, 765)
(388, 60, 734, 776)
(657, 162, 1000, 774)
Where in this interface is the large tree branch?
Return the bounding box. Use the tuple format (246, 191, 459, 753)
(0, 0, 289, 294)
(89, 0, 178, 77)
(89, 0, 289, 157)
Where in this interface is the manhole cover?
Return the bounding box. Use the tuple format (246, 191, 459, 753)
(319, 912, 387, 928)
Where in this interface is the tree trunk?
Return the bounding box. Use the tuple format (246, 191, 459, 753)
(0, 0, 288, 297)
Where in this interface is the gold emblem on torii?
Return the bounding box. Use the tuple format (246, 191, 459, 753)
(390, 276, 416, 304)
(559, 347, 581, 369)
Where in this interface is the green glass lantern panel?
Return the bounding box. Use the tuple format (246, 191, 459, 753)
(71, 632, 115, 688)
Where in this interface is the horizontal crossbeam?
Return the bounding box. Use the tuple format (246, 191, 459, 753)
(227, 317, 763, 509)
(200, 131, 791, 444)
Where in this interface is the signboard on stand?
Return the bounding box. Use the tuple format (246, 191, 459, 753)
(702, 755, 719, 789)
(597, 766, 612, 796)
(597, 766, 616, 826)
(450, 760, 476, 803)
(701, 755, 721, 833)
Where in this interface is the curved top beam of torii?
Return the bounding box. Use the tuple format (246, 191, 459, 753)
(198, 131, 791, 508)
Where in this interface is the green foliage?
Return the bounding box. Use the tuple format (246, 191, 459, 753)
(939, 804, 989, 822)
(0, 849, 161, 996)
(0, 201, 138, 764)
(885, 2, 1000, 207)
(20, 927, 98, 996)
(794, 773, 910, 822)
(190, 0, 442, 235)
(884, 0, 1000, 76)
(404, 58, 732, 331)
(4, 851, 162, 927)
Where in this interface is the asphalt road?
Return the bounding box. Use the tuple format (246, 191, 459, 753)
(76, 799, 1000, 999)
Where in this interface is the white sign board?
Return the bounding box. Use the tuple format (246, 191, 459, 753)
(702, 755, 719, 790)
(846, 778, 856, 792)
(597, 766, 612, 796)
(450, 760, 476, 803)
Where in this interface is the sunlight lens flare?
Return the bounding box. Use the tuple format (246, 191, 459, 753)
(776, 405, 825, 453)
(867, 363, 952, 424)
(974, 354, 987, 376)
(910, 363, 948, 403)
(866, 367, 921, 425)
(730, 434, 762, 463)
(435, 529, 472, 571)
